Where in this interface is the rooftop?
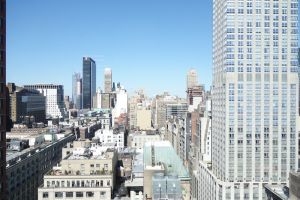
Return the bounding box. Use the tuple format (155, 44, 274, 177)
(265, 184, 289, 200)
(6, 133, 75, 168)
(144, 141, 190, 180)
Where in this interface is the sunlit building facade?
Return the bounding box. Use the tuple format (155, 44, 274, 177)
(198, 0, 299, 199)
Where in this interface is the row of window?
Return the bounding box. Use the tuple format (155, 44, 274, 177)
(43, 191, 106, 198)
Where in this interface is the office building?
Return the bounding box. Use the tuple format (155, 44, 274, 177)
(0, 0, 6, 198)
(104, 68, 112, 93)
(186, 84, 205, 112)
(136, 108, 152, 130)
(8, 83, 46, 124)
(101, 93, 110, 109)
(187, 69, 198, 89)
(38, 140, 117, 200)
(153, 93, 186, 129)
(198, 0, 299, 199)
(24, 84, 66, 119)
(166, 103, 188, 120)
(112, 85, 128, 121)
(82, 57, 96, 109)
(128, 90, 150, 130)
(72, 73, 82, 109)
(95, 128, 125, 152)
(6, 128, 75, 200)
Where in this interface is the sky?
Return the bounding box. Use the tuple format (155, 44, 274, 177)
(7, 0, 212, 97)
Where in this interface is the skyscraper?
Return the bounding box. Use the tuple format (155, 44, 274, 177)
(104, 68, 112, 93)
(72, 72, 82, 109)
(0, 0, 6, 198)
(198, 0, 299, 199)
(187, 69, 198, 89)
(82, 57, 96, 109)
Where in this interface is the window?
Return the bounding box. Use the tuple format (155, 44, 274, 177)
(55, 192, 63, 198)
(66, 192, 73, 198)
(76, 192, 84, 198)
(43, 192, 49, 198)
(87, 192, 94, 197)
(100, 192, 106, 198)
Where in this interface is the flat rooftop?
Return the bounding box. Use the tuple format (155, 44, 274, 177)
(144, 141, 190, 180)
(265, 184, 289, 200)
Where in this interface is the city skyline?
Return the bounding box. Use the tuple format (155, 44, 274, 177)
(6, 0, 212, 97)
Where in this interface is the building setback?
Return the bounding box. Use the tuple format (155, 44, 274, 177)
(82, 57, 96, 109)
(0, 0, 6, 198)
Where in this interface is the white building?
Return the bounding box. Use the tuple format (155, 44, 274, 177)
(197, 0, 299, 199)
(128, 131, 161, 149)
(112, 85, 128, 122)
(38, 140, 117, 200)
(95, 88, 102, 109)
(187, 68, 198, 89)
(24, 84, 66, 119)
(95, 129, 125, 151)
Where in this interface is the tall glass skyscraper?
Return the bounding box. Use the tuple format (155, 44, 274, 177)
(0, 0, 6, 198)
(72, 72, 82, 109)
(198, 0, 299, 199)
(82, 57, 96, 109)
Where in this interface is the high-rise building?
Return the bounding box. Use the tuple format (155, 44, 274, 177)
(24, 84, 66, 119)
(197, 0, 299, 199)
(104, 68, 112, 93)
(187, 69, 198, 89)
(82, 57, 96, 109)
(72, 73, 82, 109)
(0, 0, 6, 198)
(8, 83, 46, 124)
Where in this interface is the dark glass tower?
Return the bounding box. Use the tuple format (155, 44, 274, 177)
(82, 57, 96, 109)
(0, 0, 6, 199)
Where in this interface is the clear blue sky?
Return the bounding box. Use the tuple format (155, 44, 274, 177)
(7, 0, 212, 97)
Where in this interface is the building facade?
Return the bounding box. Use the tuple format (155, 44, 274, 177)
(104, 68, 112, 93)
(38, 140, 117, 200)
(24, 84, 66, 119)
(0, 0, 6, 198)
(82, 57, 96, 109)
(198, 0, 299, 199)
(6, 131, 75, 200)
(72, 73, 82, 109)
(8, 84, 46, 124)
(187, 69, 198, 89)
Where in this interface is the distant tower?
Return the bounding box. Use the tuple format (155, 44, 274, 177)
(72, 73, 82, 109)
(187, 69, 198, 89)
(82, 57, 96, 109)
(104, 68, 112, 93)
